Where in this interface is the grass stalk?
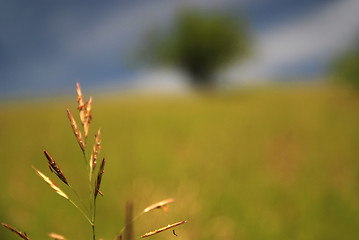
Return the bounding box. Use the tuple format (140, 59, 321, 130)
(2, 83, 186, 239)
(67, 198, 93, 226)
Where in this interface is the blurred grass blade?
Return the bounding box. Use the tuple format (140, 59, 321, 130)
(48, 232, 66, 240)
(143, 198, 175, 213)
(140, 220, 187, 238)
(1, 223, 31, 240)
(125, 200, 133, 240)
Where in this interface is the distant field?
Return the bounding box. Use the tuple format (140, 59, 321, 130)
(1, 85, 359, 240)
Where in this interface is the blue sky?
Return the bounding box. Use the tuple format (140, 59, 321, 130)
(1, 0, 358, 98)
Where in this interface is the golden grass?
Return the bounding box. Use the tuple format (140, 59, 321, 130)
(5, 85, 356, 239)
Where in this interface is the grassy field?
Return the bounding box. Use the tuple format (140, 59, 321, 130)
(1, 85, 359, 240)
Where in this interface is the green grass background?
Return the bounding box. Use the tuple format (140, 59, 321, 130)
(1, 85, 359, 239)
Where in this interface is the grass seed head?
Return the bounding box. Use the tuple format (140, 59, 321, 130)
(76, 82, 86, 125)
(44, 150, 68, 185)
(84, 96, 92, 138)
(33, 167, 69, 199)
(66, 108, 85, 152)
(90, 128, 101, 171)
(94, 157, 106, 199)
(76, 82, 92, 137)
(2, 222, 31, 240)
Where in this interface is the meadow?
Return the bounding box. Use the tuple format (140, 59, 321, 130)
(1, 84, 359, 240)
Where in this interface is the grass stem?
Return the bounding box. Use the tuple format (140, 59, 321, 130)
(67, 198, 93, 225)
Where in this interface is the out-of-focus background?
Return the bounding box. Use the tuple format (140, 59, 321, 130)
(1, 0, 359, 239)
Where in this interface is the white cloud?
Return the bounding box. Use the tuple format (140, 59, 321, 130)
(126, 68, 190, 94)
(226, 0, 359, 82)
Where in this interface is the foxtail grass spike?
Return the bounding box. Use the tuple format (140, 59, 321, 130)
(66, 108, 86, 152)
(43, 150, 68, 185)
(2, 223, 31, 240)
(90, 128, 101, 171)
(33, 167, 69, 199)
(143, 198, 175, 213)
(94, 158, 106, 199)
(140, 220, 187, 238)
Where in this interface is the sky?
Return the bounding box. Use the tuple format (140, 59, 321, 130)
(1, 0, 359, 98)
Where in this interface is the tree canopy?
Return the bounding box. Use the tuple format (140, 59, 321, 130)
(332, 45, 359, 90)
(144, 10, 250, 87)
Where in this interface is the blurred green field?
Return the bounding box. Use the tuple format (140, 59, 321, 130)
(1, 85, 359, 240)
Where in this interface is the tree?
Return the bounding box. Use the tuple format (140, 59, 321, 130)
(143, 10, 249, 87)
(332, 46, 359, 90)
